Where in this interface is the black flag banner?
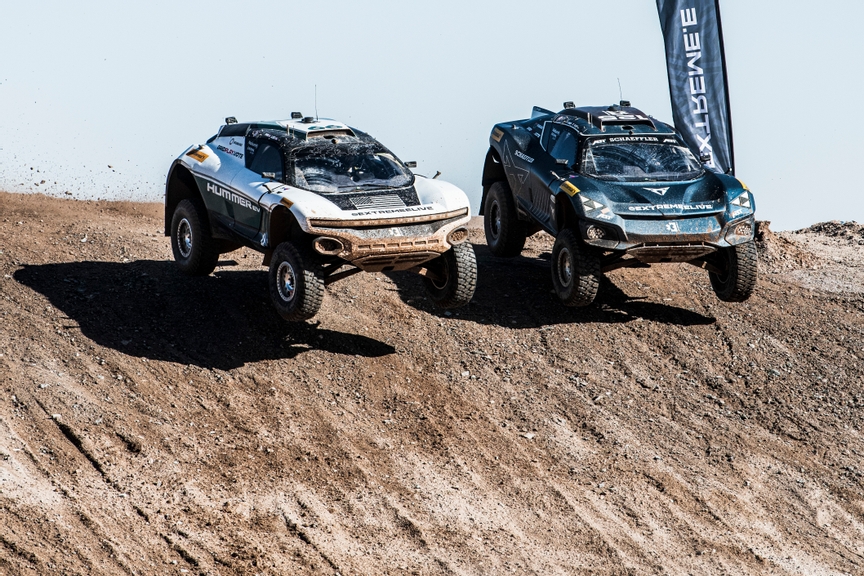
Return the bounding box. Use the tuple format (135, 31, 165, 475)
(657, 0, 734, 175)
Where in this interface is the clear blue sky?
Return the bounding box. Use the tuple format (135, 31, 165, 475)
(1, 1, 860, 230)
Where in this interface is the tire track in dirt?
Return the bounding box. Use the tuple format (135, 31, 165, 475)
(2, 192, 864, 575)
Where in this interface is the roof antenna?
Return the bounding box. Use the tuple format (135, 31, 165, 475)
(617, 78, 630, 107)
(315, 85, 319, 122)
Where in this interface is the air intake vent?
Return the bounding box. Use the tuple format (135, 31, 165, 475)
(351, 194, 407, 210)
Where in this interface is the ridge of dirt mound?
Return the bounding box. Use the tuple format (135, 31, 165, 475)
(1, 191, 863, 576)
(770, 220, 864, 294)
(754, 221, 820, 271)
(798, 220, 864, 244)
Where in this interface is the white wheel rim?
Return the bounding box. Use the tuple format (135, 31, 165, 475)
(177, 218, 193, 258)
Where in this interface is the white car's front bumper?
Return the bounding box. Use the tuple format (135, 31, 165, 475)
(306, 208, 471, 271)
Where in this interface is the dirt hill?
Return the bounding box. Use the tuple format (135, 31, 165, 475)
(1, 191, 862, 576)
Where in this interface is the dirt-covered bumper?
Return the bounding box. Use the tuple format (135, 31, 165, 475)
(306, 208, 471, 272)
(580, 213, 755, 262)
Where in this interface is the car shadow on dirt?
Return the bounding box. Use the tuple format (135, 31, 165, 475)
(14, 260, 395, 370)
(388, 246, 716, 328)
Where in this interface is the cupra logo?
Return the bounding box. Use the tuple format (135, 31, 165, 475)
(645, 187, 670, 196)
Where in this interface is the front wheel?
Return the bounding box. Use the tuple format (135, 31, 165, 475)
(423, 243, 477, 309)
(268, 242, 325, 321)
(484, 181, 526, 257)
(709, 241, 757, 302)
(170, 198, 219, 276)
(551, 228, 601, 307)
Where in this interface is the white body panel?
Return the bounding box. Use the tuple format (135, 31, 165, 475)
(170, 118, 472, 270)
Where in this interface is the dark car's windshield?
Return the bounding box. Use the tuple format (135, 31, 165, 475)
(291, 145, 414, 193)
(581, 141, 704, 182)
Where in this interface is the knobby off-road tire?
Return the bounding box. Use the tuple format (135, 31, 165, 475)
(268, 241, 325, 321)
(484, 181, 526, 257)
(551, 228, 601, 307)
(170, 198, 219, 276)
(709, 240, 758, 302)
(423, 242, 477, 309)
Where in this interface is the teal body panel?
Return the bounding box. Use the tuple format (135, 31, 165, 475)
(483, 105, 756, 253)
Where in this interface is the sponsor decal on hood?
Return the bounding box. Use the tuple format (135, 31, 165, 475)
(349, 205, 435, 218)
(627, 202, 715, 212)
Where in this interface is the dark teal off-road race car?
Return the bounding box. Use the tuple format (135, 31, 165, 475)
(480, 102, 757, 306)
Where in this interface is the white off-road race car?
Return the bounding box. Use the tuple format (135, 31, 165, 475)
(164, 115, 476, 321)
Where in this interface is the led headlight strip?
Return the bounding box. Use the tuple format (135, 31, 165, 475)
(730, 193, 751, 209)
(580, 195, 605, 212)
(580, 195, 613, 220)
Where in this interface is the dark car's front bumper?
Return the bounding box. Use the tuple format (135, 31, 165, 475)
(580, 213, 754, 262)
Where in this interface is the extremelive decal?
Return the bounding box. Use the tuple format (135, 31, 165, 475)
(657, 0, 735, 174)
(350, 206, 435, 218)
(627, 202, 714, 212)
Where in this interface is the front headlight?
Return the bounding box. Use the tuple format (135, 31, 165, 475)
(724, 215, 755, 243)
(579, 195, 612, 219)
(730, 192, 752, 210)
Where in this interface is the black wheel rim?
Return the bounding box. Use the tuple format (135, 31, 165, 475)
(716, 250, 733, 285)
(489, 200, 502, 240)
(430, 259, 450, 290)
(556, 247, 573, 288)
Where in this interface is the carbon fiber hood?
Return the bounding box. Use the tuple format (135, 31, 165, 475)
(316, 186, 421, 211)
(595, 172, 727, 218)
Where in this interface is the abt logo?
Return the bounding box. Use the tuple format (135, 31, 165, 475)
(665, 222, 680, 233)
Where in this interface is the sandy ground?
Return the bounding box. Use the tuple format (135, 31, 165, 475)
(1, 191, 863, 576)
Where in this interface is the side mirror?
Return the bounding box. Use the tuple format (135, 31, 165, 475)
(262, 172, 276, 180)
(404, 161, 417, 168)
(556, 158, 570, 166)
(511, 129, 532, 152)
(700, 153, 711, 163)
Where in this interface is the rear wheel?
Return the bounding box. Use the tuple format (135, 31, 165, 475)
(551, 228, 601, 307)
(423, 243, 477, 309)
(484, 181, 526, 257)
(268, 241, 325, 321)
(709, 241, 757, 302)
(170, 198, 219, 276)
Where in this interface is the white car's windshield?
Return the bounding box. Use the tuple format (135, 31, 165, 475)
(292, 146, 413, 193)
(581, 141, 704, 183)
